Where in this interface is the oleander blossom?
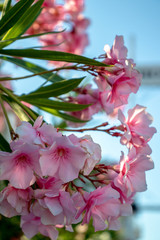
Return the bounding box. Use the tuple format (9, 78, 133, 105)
(113, 147, 154, 200)
(0, 185, 33, 217)
(118, 104, 157, 153)
(39, 135, 86, 182)
(76, 185, 132, 231)
(95, 35, 142, 114)
(69, 134, 101, 175)
(0, 142, 41, 189)
(67, 84, 101, 127)
(26, 0, 89, 66)
(21, 213, 59, 240)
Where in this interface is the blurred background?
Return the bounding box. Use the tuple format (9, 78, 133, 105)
(0, 0, 160, 239)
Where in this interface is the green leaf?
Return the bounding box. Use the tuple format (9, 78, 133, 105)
(0, 56, 64, 81)
(20, 98, 90, 111)
(2, 94, 30, 121)
(0, 30, 64, 46)
(0, 133, 11, 152)
(2, 94, 40, 124)
(0, 0, 35, 36)
(0, 0, 44, 48)
(0, 48, 109, 66)
(0, 0, 11, 19)
(40, 107, 87, 123)
(20, 77, 84, 99)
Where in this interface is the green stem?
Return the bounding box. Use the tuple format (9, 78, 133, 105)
(0, 84, 37, 121)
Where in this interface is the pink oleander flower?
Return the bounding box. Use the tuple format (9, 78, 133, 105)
(32, 190, 81, 226)
(114, 148, 154, 198)
(15, 116, 61, 147)
(69, 134, 101, 175)
(64, 0, 84, 17)
(104, 35, 128, 62)
(0, 142, 41, 189)
(118, 104, 157, 153)
(21, 213, 59, 240)
(27, 1, 65, 35)
(39, 135, 86, 182)
(95, 36, 142, 114)
(0, 185, 33, 217)
(76, 185, 132, 231)
(67, 85, 101, 127)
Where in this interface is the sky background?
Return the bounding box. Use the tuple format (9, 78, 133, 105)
(2, 0, 160, 239)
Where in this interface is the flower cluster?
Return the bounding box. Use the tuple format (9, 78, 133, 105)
(67, 35, 142, 125)
(0, 103, 156, 239)
(27, 0, 89, 60)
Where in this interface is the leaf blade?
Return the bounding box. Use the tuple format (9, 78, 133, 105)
(0, 0, 44, 48)
(0, 48, 109, 67)
(0, 0, 35, 36)
(20, 77, 84, 99)
(0, 56, 63, 81)
(19, 98, 90, 111)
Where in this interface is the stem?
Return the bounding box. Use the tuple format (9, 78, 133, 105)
(0, 95, 18, 140)
(0, 65, 79, 81)
(58, 123, 124, 137)
(0, 63, 110, 82)
(0, 84, 37, 121)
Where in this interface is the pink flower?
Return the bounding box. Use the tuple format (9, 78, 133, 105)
(67, 85, 101, 127)
(69, 134, 101, 175)
(114, 148, 154, 198)
(15, 116, 61, 147)
(33, 190, 80, 226)
(118, 105, 157, 152)
(0, 142, 41, 189)
(104, 35, 128, 61)
(39, 135, 86, 182)
(95, 36, 142, 114)
(76, 185, 130, 231)
(64, 0, 84, 17)
(21, 213, 59, 240)
(0, 185, 33, 217)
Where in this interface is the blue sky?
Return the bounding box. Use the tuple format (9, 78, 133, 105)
(85, 0, 160, 64)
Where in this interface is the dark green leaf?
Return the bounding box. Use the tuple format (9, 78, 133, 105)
(0, 48, 109, 66)
(0, 133, 11, 152)
(20, 98, 90, 111)
(0, 0, 34, 36)
(40, 107, 87, 123)
(0, 56, 64, 81)
(0, 30, 64, 46)
(20, 77, 84, 99)
(1, 0, 12, 19)
(0, 0, 44, 48)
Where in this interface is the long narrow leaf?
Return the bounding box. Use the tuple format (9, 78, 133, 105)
(0, 30, 64, 44)
(0, 56, 63, 81)
(0, 49, 109, 66)
(0, 0, 44, 48)
(1, 0, 11, 19)
(0, 0, 34, 36)
(40, 107, 87, 123)
(20, 77, 84, 99)
(20, 98, 90, 111)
